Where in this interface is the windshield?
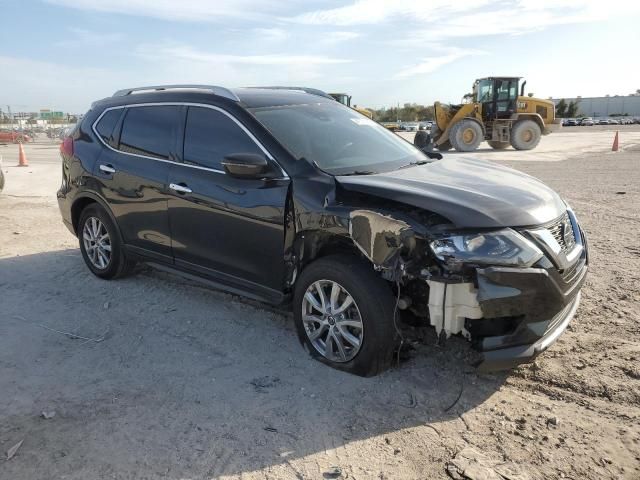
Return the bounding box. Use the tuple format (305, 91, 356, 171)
(250, 102, 427, 175)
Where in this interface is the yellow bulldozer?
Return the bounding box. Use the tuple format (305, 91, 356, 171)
(329, 93, 373, 119)
(416, 77, 561, 152)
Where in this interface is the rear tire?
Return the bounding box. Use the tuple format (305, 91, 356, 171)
(78, 204, 135, 280)
(449, 119, 483, 152)
(487, 140, 510, 150)
(293, 255, 398, 377)
(510, 119, 541, 150)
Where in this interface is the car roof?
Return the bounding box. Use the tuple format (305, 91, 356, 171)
(92, 85, 335, 111)
(231, 87, 334, 108)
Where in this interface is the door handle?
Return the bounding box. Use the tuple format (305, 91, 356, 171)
(170, 183, 192, 194)
(99, 164, 116, 174)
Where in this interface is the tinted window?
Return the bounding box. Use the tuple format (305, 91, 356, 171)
(183, 107, 262, 170)
(95, 109, 121, 145)
(119, 106, 178, 160)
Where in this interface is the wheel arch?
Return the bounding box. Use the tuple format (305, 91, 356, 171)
(290, 230, 369, 287)
(71, 192, 121, 240)
(513, 113, 545, 131)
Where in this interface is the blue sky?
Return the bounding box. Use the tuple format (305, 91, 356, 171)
(1, 0, 639, 113)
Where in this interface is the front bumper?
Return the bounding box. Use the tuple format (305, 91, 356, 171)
(476, 291, 581, 371)
(468, 235, 588, 372)
(544, 119, 563, 134)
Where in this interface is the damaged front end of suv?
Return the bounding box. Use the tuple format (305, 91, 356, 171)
(250, 97, 588, 374)
(282, 156, 588, 372)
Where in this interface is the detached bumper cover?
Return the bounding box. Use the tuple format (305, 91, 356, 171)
(476, 291, 581, 371)
(472, 242, 588, 371)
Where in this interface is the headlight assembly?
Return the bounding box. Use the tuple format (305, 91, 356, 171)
(429, 229, 543, 268)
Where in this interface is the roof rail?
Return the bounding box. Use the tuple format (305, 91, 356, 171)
(247, 86, 334, 100)
(112, 85, 240, 102)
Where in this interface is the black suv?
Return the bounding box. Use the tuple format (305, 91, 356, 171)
(58, 85, 588, 376)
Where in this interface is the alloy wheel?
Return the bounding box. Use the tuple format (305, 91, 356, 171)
(301, 280, 364, 362)
(82, 217, 112, 269)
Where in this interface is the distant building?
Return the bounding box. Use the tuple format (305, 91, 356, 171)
(551, 96, 640, 118)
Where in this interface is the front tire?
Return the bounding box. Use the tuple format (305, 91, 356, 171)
(449, 119, 483, 152)
(78, 204, 135, 279)
(293, 255, 398, 377)
(510, 119, 541, 150)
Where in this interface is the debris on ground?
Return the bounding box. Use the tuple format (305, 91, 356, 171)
(446, 447, 532, 480)
(250, 376, 280, 392)
(41, 410, 56, 419)
(547, 416, 560, 427)
(323, 466, 343, 479)
(6, 440, 24, 460)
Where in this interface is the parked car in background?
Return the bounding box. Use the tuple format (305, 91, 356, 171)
(608, 118, 620, 125)
(597, 119, 609, 125)
(564, 119, 578, 126)
(0, 130, 32, 143)
(579, 117, 594, 126)
(57, 84, 588, 376)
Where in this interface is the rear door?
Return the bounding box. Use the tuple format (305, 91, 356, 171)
(93, 104, 180, 261)
(167, 105, 290, 293)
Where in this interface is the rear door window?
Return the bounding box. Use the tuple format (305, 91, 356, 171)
(119, 106, 179, 160)
(183, 106, 263, 171)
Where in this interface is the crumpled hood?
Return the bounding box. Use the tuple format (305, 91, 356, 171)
(336, 156, 566, 228)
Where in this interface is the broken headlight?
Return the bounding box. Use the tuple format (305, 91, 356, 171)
(429, 229, 543, 268)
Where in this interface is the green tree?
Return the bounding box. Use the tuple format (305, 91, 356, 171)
(566, 100, 580, 118)
(371, 103, 435, 122)
(555, 99, 567, 117)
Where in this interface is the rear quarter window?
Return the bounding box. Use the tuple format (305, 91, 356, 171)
(95, 109, 122, 146)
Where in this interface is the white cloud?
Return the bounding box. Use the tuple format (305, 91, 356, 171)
(252, 28, 289, 42)
(289, 0, 491, 26)
(136, 43, 350, 67)
(319, 31, 362, 46)
(45, 0, 294, 22)
(394, 48, 487, 79)
(56, 28, 124, 47)
(0, 55, 120, 112)
(290, 0, 640, 38)
(133, 43, 352, 85)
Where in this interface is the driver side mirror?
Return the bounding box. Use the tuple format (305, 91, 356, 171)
(221, 153, 272, 179)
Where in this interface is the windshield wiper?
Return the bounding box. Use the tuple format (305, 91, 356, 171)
(340, 170, 378, 176)
(398, 160, 430, 170)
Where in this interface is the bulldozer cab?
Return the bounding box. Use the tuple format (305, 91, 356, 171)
(474, 77, 521, 121)
(329, 93, 352, 107)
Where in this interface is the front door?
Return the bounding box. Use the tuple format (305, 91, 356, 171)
(493, 79, 518, 118)
(167, 105, 290, 294)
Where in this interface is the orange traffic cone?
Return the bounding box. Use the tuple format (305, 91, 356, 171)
(612, 131, 619, 152)
(18, 142, 29, 167)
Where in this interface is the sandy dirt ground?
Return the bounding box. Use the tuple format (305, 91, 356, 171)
(1, 129, 639, 479)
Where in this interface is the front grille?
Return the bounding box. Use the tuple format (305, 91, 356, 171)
(546, 212, 576, 252)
